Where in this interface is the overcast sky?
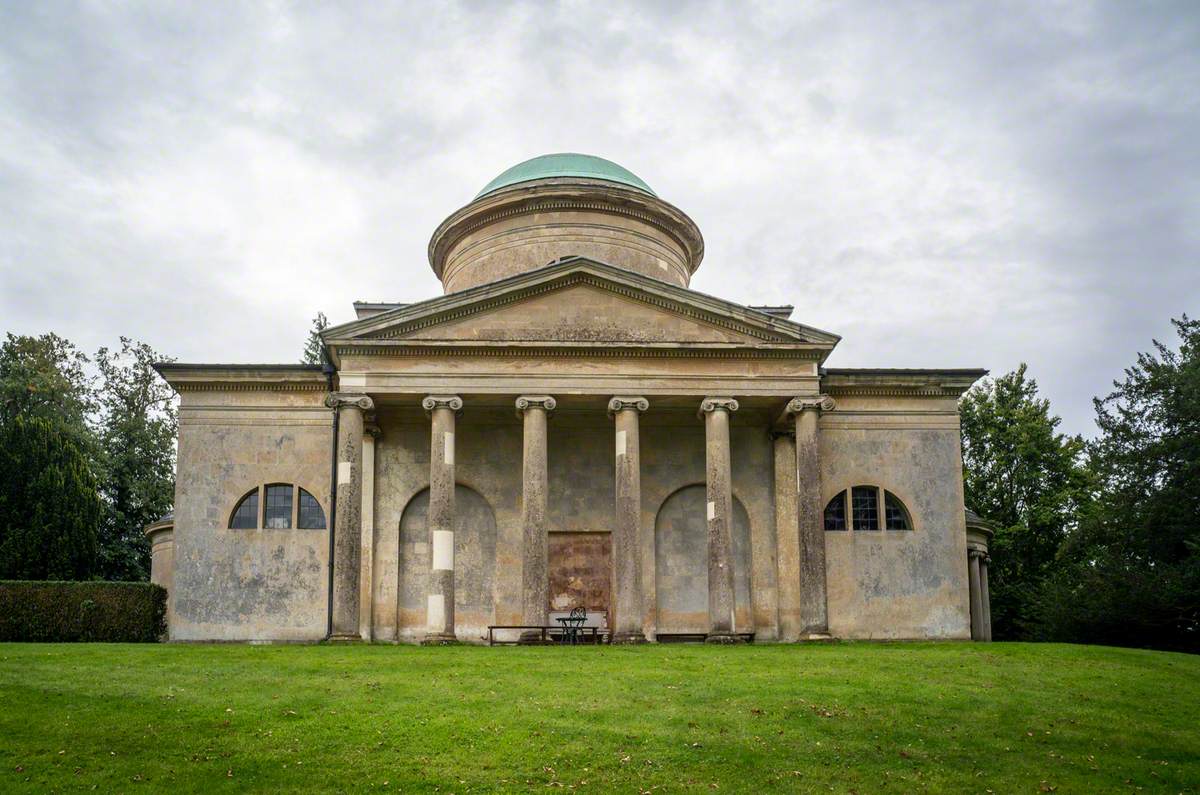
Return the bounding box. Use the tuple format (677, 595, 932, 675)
(2, 1, 1197, 436)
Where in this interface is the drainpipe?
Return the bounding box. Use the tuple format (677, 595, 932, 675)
(323, 357, 338, 640)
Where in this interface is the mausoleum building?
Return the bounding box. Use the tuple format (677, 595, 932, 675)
(154, 153, 991, 643)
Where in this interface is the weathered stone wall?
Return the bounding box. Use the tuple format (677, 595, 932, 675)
(171, 387, 332, 641)
(819, 395, 971, 639)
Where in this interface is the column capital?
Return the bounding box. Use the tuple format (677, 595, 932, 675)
(698, 396, 739, 417)
(515, 395, 556, 417)
(608, 396, 649, 417)
(325, 392, 374, 411)
(786, 395, 836, 415)
(364, 422, 382, 439)
(422, 394, 463, 415)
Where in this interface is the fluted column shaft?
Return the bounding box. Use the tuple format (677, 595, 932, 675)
(968, 551, 984, 641)
(700, 397, 740, 642)
(517, 396, 555, 631)
(789, 395, 835, 636)
(325, 392, 373, 639)
(423, 395, 461, 644)
(610, 396, 649, 643)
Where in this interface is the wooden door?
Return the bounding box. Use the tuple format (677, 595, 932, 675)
(548, 532, 612, 628)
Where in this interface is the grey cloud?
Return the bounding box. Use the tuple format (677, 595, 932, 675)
(2, 0, 1198, 434)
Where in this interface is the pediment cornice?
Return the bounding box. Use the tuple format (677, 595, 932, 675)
(323, 257, 841, 360)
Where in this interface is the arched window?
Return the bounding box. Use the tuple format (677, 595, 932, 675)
(883, 490, 911, 530)
(298, 488, 326, 529)
(264, 484, 293, 529)
(823, 491, 847, 530)
(228, 484, 325, 530)
(824, 487, 913, 531)
(230, 488, 259, 529)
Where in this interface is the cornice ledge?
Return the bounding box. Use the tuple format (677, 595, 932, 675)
(330, 342, 824, 360)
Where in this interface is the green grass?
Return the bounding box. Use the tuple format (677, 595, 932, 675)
(0, 643, 1197, 793)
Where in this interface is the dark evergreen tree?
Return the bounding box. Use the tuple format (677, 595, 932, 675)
(0, 416, 100, 580)
(94, 338, 177, 581)
(301, 312, 328, 365)
(1032, 317, 1200, 651)
(959, 364, 1091, 638)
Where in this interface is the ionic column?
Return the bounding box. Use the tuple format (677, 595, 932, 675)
(787, 395, 835, 637)
(358, 420, 380, 641)
(422, 394, 462, 644)
(699, 397, 742, 643)
(980, 556, 993, 642)
(324, 392, 374, 640)
(516, 395, 555, 634)
(773, 430, 802, 641)
(968, 550, 984, 640)
(609, 396, 649, 644)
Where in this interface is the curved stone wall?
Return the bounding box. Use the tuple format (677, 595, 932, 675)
(429, 180, 704, 293)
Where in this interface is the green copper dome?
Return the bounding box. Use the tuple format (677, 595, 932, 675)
(475, 153, 656, 199)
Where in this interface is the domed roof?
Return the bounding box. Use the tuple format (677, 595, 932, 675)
(475, 153, 656, 199)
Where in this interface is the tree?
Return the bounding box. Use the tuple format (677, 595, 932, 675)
(959, 364, 1090, 639)
(0, 416, 100, 580)
(301, 312, 328, 365)
(0, 332, 95, 438)
(93, 338, 177, 581)
(1032, 317, 1200, 651)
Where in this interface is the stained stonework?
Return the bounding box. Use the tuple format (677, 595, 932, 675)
(155, 154, 986, 644)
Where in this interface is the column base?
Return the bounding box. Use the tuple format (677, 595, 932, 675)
(326, 633, 365, 644)
(797, 632, 834, 642)
(421, 633, 458, 646)
(704, 632, 746, 644)
(611, 632, 646, 645)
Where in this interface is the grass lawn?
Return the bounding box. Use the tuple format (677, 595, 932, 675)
(0, 642, 1197, 793)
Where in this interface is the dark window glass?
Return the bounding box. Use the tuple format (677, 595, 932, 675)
(884, 491, 910, 530)
(824, 491, 847, 530)
(230, 489, 259, 529)
(298, 488, 326, 529)
(264, 484, 293, 529)
(852, 486, 879, 530)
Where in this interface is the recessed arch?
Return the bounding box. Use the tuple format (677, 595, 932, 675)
(654, 484, 751, 635)
(398, 484, 497, 638)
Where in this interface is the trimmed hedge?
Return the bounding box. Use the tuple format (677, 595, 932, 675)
(0, 581, 166, 642)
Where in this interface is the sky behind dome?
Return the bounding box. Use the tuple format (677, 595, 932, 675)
(2, 1, 1198, 436)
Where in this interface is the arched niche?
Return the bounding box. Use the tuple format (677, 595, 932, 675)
(654, 484, 752, 635)
(398, 484, 497, 638)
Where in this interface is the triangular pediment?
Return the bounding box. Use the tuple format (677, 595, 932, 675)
(324, 257, 840, 350)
